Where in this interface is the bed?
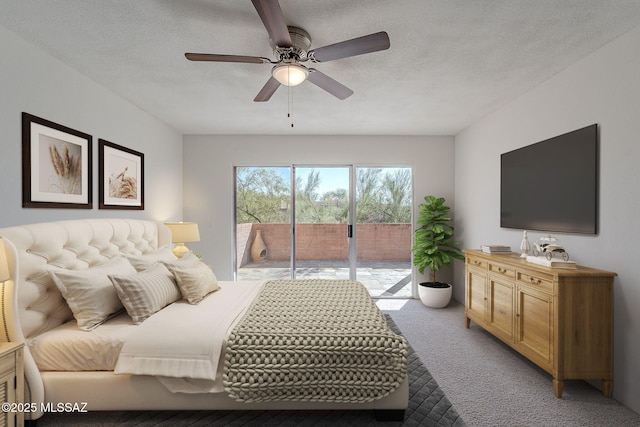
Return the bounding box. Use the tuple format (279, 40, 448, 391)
(0, 218, 408, 423)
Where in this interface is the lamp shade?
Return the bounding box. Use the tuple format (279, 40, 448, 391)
(272, 63, 308, 87)
(0, 237, 10, 283)
(165, 222, 200, 243)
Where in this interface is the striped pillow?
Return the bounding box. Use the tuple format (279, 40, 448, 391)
(49, 256, 137, 331)
(110, 263, 182, 324)
(170, 261, 220, 304)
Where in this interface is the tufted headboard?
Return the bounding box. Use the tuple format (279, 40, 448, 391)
(0, 218, 171, 411)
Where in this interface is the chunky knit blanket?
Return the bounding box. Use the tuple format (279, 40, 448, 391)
(223, 279, 408, 403)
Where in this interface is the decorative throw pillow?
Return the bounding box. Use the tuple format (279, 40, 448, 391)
(109, 263, 182, 324)
(126, 246, 176, 272)
(49, 256, 137, 331)
(170, 261, 221, 304)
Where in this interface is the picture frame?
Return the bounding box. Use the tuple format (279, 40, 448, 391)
(22, 112, 93, 209)
(99, 139, 144, 210)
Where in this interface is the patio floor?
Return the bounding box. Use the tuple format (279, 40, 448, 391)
(238, 260, 413, 298)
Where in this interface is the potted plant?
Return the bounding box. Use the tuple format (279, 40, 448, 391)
(411, 195, 465, 307)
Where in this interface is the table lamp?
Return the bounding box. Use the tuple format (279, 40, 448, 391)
(164, 222, 200, 258)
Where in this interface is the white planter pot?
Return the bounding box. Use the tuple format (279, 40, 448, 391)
(418, 282, 452, 308)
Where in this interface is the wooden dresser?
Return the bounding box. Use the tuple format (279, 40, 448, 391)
(0, 342, 24, 427)
(463, 250, 616, 398)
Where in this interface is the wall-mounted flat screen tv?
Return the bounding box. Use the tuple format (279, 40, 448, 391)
(500, 124, 598, 234)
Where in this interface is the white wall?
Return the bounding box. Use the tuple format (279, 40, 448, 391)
(183, 135, 456, 287)
(454, 25, 640, 413)
(0, 25, 183, 227)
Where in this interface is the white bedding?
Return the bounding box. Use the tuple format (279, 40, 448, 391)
(28, 280, 263, 390)
(114, 280, 264, 392)
(27, 312, 136, 371)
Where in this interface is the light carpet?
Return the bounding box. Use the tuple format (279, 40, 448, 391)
(383, 299, 640, 427)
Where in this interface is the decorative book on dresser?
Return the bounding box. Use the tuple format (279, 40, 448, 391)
(463, 249, 616, 398)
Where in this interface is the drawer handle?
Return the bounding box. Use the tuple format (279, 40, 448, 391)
(529, 277, 542, 285)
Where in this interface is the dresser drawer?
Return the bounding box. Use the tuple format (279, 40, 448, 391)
(489, 262, 516, 279)
(517, 270, 554, 293)
(0, 351, 14, 375)
(467, 257, 488, 270)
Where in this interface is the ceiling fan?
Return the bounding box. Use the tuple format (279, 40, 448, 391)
(185, 0, 390, 102)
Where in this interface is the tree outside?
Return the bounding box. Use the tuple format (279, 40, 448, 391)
(236, 167, 290, 224)
(236, 166, 411, 224)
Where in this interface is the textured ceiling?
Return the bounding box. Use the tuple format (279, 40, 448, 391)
(1, 1, 640, 135)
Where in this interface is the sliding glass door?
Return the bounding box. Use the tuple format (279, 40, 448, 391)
(235, 166, 292, 280)
(355, 167, 412, 297)
(235, 165, 412, 298)
(293, 166, 351, 279)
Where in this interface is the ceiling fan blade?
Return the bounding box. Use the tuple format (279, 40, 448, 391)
(251, 0, 292, 47)
(308, 31, 390, 63)
(307, 69, 353, 100)
(254, 77, 281, 102)
(185, 53, 270, 64)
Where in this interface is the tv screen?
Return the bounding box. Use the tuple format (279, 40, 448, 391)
(500, 124, 598, 234)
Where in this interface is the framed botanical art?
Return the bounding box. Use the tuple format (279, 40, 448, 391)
(22, 112, 93, 209)
(99, 139, 144, 210)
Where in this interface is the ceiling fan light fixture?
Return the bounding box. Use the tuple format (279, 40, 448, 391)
(272, 63, 308, 87)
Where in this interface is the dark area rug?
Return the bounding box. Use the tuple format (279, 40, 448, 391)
(38, 315, 464, 426)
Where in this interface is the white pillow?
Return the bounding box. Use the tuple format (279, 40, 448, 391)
(126, 246, 176, 272)
(170, 261, 221, 304)
(110, 263, 182, 324)
(49, 257, 137, 331)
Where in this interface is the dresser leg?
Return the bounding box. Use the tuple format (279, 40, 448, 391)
(553, 378, 564, 398)
(465, 316, 470, 328)
(602, 379, 613, 397)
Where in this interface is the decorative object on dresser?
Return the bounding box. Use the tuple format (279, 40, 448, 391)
(532, 235, 570, 261)
(480, 245, 512, 254)
(463, 249, 615, 398)
(164, 222, 201, 258)
(519, 230, 531, 258)
(525, 255, 576, 269)
(411, 196, 465, 308)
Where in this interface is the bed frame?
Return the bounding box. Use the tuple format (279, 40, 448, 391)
(0, 218, 408, 423)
